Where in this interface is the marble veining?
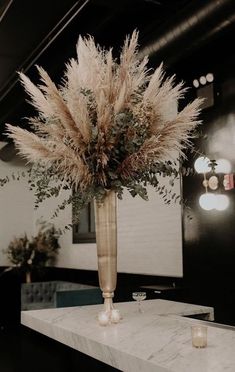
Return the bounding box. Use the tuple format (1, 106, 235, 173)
(21, 299, 235, 372)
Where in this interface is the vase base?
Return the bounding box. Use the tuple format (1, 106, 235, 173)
(97, 307, 121, 326)
(98, 296, 121, 325)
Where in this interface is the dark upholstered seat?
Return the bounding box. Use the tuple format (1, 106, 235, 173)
(56, 287, 103, 307)
(21, 281, 100, 310)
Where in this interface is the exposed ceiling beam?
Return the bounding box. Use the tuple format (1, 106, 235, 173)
(0, 0, 13, 22)
(139, 0, 235, 65)
(0, 0, 90, 104)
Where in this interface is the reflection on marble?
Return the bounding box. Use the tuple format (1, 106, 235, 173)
(21, 299, 235, 372)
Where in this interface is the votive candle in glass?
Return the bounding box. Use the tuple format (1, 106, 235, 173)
(98, 311, 110, 326)
(110, 309, 121, 324)
(191, 325, 207, 348)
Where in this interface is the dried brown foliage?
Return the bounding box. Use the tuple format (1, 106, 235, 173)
(6, 31, 202, 198)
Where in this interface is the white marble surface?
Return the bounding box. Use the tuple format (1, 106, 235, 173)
(21, 299, 235, 372)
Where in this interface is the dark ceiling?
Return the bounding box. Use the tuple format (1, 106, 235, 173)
(0, 0, 235, 141)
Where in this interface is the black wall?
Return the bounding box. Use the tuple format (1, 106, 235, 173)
(179, 49, 235, 325)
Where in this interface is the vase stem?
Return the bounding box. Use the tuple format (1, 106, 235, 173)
(103, 294, 114, 312)
(95, 190, 117, 316)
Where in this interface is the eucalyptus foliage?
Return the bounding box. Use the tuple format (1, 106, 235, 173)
(4, 31, 202, 226)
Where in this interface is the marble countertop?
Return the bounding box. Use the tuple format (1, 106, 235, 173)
(21, 299, 235, 372)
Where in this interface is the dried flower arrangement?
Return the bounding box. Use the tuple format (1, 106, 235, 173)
(4, 222, 60, 280)
(5, 31, 202, 222)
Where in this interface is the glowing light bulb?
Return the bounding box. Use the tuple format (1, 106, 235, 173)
(193, 79, 199, 88)
(215, 194, 229, 211)
(206, 73, 214, 83)
(199, 76, 207, 85)
(194, 157, 210, 174)
(199, 193, 216, 210)
(215, 159, 231, 174)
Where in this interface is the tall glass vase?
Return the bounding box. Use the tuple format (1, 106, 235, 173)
(94, 189, 118, 316)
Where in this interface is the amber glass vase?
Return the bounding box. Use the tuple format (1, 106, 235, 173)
(94, 189, 117, 314)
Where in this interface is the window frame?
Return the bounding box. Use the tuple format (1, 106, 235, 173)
(72, 201, 96, 244)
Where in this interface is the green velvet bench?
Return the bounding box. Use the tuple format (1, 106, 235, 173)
(21, 281, 100, 310)
(56, 287, 103, 308)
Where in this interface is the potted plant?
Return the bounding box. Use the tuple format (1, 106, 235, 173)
(4, 222, 60, 282)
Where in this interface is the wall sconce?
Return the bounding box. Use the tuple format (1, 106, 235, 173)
(194, 156, 232, 211)
(192, 73, 214, 110)
(192, 73, 214, 88)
